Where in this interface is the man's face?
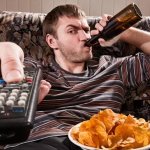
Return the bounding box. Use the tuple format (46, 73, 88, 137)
(54, 16, 92, 63)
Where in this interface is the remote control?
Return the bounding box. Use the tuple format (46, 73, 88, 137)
(0, 67, 42, 144)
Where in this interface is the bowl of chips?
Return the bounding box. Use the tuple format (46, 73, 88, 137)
(68, 109, 150, 150)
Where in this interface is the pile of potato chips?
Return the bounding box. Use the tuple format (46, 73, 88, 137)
(71, 109, 150, 150)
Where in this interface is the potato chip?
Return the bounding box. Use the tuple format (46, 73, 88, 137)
(71, 109, 150, 150)
(78, 131, 95, 147)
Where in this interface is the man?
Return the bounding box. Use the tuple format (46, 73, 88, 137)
(2, 4, 150, 150)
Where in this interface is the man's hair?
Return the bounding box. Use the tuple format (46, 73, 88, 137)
(43, 4, 86, 38)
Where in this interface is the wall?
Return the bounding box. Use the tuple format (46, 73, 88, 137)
(0, 0, 150, 16)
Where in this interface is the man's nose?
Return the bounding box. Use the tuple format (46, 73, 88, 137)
(78, 30, 91, 40)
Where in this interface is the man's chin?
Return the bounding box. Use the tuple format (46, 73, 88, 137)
(73, 56, 92, 63)
(82, 54, 93, 62)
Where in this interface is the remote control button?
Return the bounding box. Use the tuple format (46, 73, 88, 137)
(20, 92, 28, 97)
(21, 83, 29, 89)
(26, 76, 33, 83)
(0, 96, 5, 104)
(0, 93, 7, 98)
(12, 89, 19, 93)
(6, 100, 14, 107)
(18, 100, 26, 107)
(0, 101, 3, 106)
(8, 96, 16, 102)
(0, 79, 6, 84)
(19, 96, 27, 101)
(12, 106, 25, 113)
(0, 84, 4, 88)
(10, 92, 18, 97)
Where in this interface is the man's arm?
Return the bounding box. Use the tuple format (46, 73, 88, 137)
(92, 15, 150, 54)
(120, 27, 150, 54)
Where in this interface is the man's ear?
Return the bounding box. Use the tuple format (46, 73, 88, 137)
(46, 34, 58, 49)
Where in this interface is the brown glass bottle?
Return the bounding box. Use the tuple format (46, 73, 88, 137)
(85, 3, 143, 47)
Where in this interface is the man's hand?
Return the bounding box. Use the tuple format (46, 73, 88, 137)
(91, 14, 121, 47)
(0, 42, 24, 82)
(0, 42, 51, 103)
(38, 80, 51, 103)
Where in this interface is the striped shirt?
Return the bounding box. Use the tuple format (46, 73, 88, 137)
(6, 52, 150, 148)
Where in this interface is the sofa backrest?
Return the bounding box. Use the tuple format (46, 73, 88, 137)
(1, 11, 150, 60)
(0, 11, 51, 60)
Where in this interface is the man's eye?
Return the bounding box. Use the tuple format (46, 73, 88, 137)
(85, 29, 90, 34)
(68, 30, 77, 34)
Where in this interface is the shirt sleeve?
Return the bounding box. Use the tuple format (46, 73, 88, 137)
(119, 52, 150, 88)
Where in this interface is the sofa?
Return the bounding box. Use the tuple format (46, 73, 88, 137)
(0, 11, 149, 119)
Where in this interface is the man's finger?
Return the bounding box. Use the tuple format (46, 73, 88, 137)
(0, 42, 24, 82)
(1, 58, 24, 82)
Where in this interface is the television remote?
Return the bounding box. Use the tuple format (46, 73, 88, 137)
(0, 67, 42, 144)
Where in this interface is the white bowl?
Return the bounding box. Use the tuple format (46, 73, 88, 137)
(68, 123, 150, 150)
